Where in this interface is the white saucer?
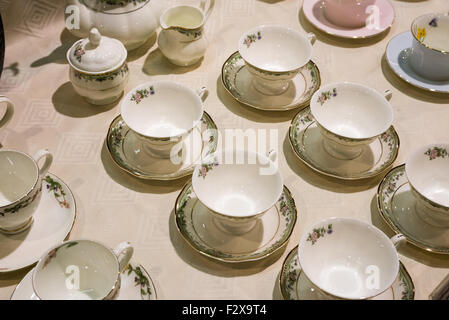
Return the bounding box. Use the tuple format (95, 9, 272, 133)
(10, 259, 157, 300)
(280, 246, 415, 300)
(386, 31, 449, 93)
(0, 173, 76, 273)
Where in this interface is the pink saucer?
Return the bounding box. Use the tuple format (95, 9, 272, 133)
(302, 0, 395, 39)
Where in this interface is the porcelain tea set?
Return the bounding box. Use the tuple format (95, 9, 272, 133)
(1, 0, 449, 300)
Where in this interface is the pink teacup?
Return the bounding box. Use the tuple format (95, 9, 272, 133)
(323, 0, 376, 29)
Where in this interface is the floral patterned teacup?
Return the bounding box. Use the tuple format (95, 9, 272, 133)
(323, 0, 375, 28)
(0, 95, 14, 135)
(32, 240, 133, 300)
(298, 218, 405, 300)
(405, 143, 449, 227)
(238, 25, 315, 96)
(409, 13, 449, 81)
(192, 149, 282, 235)
(0, 149, 53, 234)
(121, 81, 205, 159)
(310, 82, 393, 160)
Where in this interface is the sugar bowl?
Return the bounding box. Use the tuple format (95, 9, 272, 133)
(67, 28, 129, 105)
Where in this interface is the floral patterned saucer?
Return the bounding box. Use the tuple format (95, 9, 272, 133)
(221, 51, 321, 111)
(106, 112, 218, 180)
(377, 165, 449, 254)
(280, 246, 415, 300)
(289, 107, 400, 180)
(0, 173, 76, 273)
(302, 0, 395, 39)
(386, 32, 449, 94)
(10, 260, 157, 300)
(175, 182, 297, 263)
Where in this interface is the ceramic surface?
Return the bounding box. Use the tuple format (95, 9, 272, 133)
(64, 0, 162, 50)
(0, 95, 13, 132)
(323, 0, 375, 28)
(0, 173, 76, 272)
(289, 107, 399, 180)
(298, 217, 401, 299)
(106, 112, 218, 180)
(302, 0, 395, 39)
(405, 144, 449, 227)
(238, 25, 315, 95)
(310, 82, 393, 160)
(280, 246, 415, 300)
(386, 32, 449, 93)
(191, 149, 282, 234)
(11, 260, 156, 300)
(67, 28, 129, 105)
(32, 240, 133, 300)
(120, 81, 205, 159)
(377, 165, 449, 254)
(175, 182, 297, 262)
(410, 13, 449, 81)
(0, 149, 53, 234)
(158, 0, 214, 66)
(221, 52, 321, 111)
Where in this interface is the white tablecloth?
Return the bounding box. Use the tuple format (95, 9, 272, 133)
(0, 0, 448, 300)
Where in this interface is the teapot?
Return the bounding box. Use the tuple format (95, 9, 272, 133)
(157, 0, 215, 66)
(64, 0, 164, 50)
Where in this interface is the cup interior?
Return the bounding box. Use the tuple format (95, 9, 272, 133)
(121, 81, 204, 139)
(0, 151, 37, 206)
(161, 5, 204, 29)
(192, 150, 283, 217)
(405, 144, 449, 207)
(238, 25, 312, 72)
(32, 240, 119, 300)
(412, 13, 449, 53)
(298, 218, 399, 299)
(310, 83, 393, 139)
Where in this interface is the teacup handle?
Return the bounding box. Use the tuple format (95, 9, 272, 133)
(307, 32, 316, 45)
(113, 241, 134, 272)
(200, 0, 215, 24)
(0, 95, 14, 129)
(33, 149, 53, 178)
(384, 89, 393, 101)
(197, 87, 209, 102)
(390, 233, 407, 248)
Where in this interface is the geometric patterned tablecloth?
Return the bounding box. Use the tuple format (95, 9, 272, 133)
(0, 0, 448, 300)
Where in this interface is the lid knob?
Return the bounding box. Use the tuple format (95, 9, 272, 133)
(89, 28, 101, 47)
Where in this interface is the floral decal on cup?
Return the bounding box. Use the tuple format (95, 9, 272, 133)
(198, 159, 219, 179)
(45, 176, 70, 209)
(243, 31, 261, 48)
(425, 146, 448, 160)
(317, 88, 337, 106)
(0, 187, 41, 217)
(307, 224, 333, 245)
(417, 28, 426, 42)
(131, 86, 155, 104)
(74, 44, 85, 63)
(429, 18, 438, 28)
(123, 264, 152, 298)
(42, 242, 78, 269)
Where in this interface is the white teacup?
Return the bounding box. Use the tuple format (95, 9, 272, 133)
(121, 81, 205, 159)
(32, 240, 133, 300)
(192, 149, 283, 235)
(0, 95, 14, 134)
(405, 143, 449, 227)
(0, 149, 53, 234)
(410, 13, 449, 81)
(238, 25, 315, 96)
(323, 0, 376, 29)
(298, 218, 404, 300)
(310, 82, 393, 160)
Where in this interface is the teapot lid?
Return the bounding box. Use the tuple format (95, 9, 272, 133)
(67, 28, 127, 73)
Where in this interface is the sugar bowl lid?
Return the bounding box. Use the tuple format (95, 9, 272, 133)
(67, 28, 127, 74)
